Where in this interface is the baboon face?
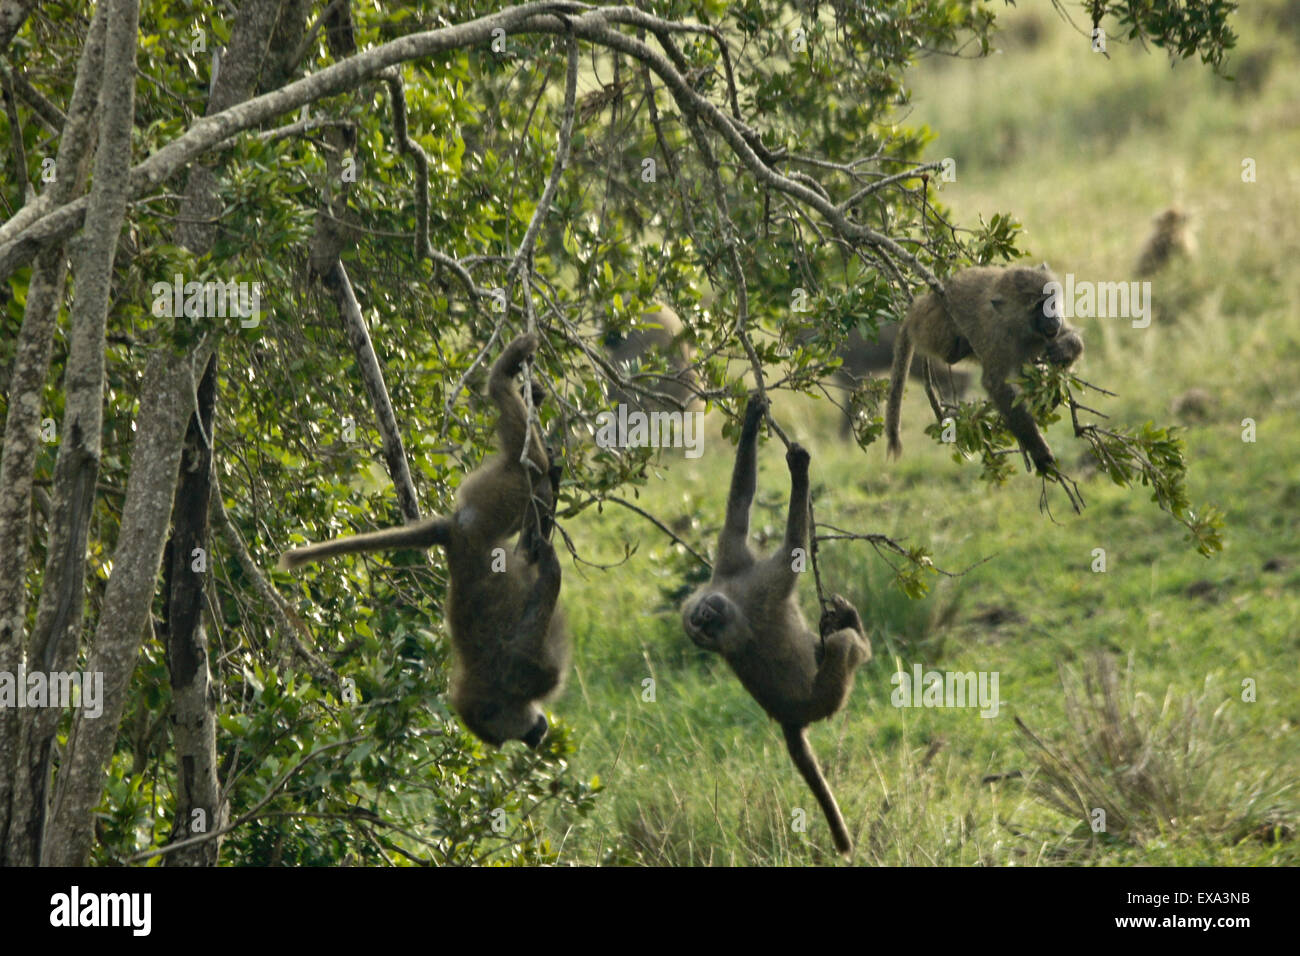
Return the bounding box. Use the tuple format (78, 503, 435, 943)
(1031, 296, 1061, 338)
(997, 266, 1060, 338)
(455, 694, 549, 749)
(682, 591, 748, 651)
(1045, 329, 1083, 367)
(1157, 208, 1188, 231)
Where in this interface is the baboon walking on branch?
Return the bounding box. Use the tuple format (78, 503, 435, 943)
(885, 265, 1084, 473)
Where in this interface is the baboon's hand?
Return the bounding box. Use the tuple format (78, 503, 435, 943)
(1032, 448, 1058, 475)
(786, 442, 811, 476)
(500, 332, 540, 376)
(819, 593, 864, 639)
(743, 392, 770, 427)
(539, 458, 564, 541)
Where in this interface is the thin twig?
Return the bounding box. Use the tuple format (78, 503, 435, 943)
(604, 494, 711, 570)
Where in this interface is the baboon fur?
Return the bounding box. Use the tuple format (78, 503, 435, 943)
(280, 334, 568, 748)
(885, 265, 1084, 473)
(681, 395, 872, 854)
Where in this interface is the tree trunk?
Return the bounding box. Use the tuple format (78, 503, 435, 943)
(42, 346, 209, 866)
(161, 354, 226, 866)
(152, 0, 285, 867)
(3, 0, 135, 866)
(0, 0, 105, 865)
(0, 0, 38, 55)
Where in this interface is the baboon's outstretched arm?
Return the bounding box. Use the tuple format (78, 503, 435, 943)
(504, 538, 562, 695)
(515, 539, 560, 637)
(761, 443, 811, 597)
(507, 458, 563, 695)
(519, 460, 562, 557)
(984, 375, 1055, 472)
(783, 444, 810, 556)
(502, 476, 564, 699)
(716, 396, 765, 575)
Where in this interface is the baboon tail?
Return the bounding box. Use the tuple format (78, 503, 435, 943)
(278, 517, 451, 570)
(783, 723, 852, 856)
(885, 320, 914, 460)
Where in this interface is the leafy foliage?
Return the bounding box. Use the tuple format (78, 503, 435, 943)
(919, 361, 1224, 555)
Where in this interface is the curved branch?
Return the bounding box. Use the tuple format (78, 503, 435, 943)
(0, 1, 594, 277)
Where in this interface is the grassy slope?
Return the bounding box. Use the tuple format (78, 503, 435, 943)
(544, 6, 1300, 865)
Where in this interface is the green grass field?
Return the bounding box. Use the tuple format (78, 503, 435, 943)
(542, 5, 1300, 865)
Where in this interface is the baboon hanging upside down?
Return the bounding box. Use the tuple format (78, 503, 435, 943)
(681, 394, 872, 854)
(280, 334, 568, 748)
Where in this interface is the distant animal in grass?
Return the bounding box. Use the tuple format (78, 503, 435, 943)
(1135, 207, 1196, 277)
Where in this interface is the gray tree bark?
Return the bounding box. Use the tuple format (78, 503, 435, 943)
(311, 1, 422, 523)
(43, 345, 210, 866)
(3, 0, 134, 866)
(0, 3, 105, 861)
(0, 0, 38, 55)
(0, 2, 586, 279)
(161, 355, 225, 866)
